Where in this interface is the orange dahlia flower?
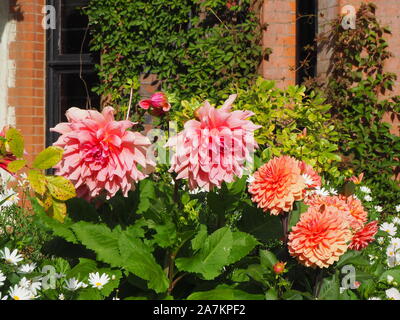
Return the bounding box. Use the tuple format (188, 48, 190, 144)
(248, 156, 306, 215)
(304, 194, 367, 231)
(340, 195, 368, 230)
(288, 205, 352, 268)
(349, 221, 378, 251)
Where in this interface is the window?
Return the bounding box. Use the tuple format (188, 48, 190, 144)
(46, 0, 99, 146)
(296, 0, 317, 84)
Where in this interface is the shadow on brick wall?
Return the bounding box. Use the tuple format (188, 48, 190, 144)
(0, 0, 24, 45)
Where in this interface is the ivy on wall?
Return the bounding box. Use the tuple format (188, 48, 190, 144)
(307, 3, 400, 213)
(83, 0, 265, 110)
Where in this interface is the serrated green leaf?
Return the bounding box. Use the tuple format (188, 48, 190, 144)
(191, 224, 208, 251)
(31, 197, 78, 244)
(5, 127, 24, 158)
(46, 176, 76, 201)
(175, 226, 233, 280)
(187, 285, 264, 300)
(318, 274, 340, 300)
(67, 258, 97, 280)
(33, 146, 64, 170)
(71, 222, 123, 267)
(49, 198, 67, 223)
(259, 249, 278, 270)
(228, 231, 259, 265)
(379, 268, 400, 283)
(118, 232, 169, 293)
(7, 159, 26, 173)
(28, 169, 47, 195)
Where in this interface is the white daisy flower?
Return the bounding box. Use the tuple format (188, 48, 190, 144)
(64, 278, 87, 291)
(29, 281, 42, 296)
(0, 292, 7, 300)
(396, 205, 400, 213)
(18, 277, 41, 296)
(380, 222, 397, 236)
(328, 188, 338, 196)
(17, 173, 29, 188)
(246, 175, 255, 184)
(387, 275, 394, 284)
(0, 189, 20, 208)
(377, 237, 385, 245)
(386, 288, 400, 300)
(364, 195, 373, 202)
(359, 186, 371, 194)
(18, 277, 31, 289)
(55, 273, 66, 279)
(392, 217, 400, 225)
(374, 206, 383, 213)
(188, 187, 207, 195)
(18, 263, 36, 274)
(368, 297, 381, 300)
(0, 247, 23, 265)
(0, 271, 5, 287)
(88, 272, 110, 290)
(314, 186, 329, 197)
(8, 285, 35, 300)
(390, 237, 400, 249)
(58, 293, 65, 300)
(386, 245, 400, 267)
(368, 254, 377, 262)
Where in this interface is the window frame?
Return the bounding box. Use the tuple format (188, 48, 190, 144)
(45, 0, 98, 146)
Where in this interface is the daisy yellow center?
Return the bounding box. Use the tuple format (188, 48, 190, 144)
(13, 296, 20, 300)
(96, 282, 102, 287)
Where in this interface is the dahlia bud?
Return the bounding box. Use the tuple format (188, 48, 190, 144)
(273, 261, 287, 274)
(138, 92, 171, 116)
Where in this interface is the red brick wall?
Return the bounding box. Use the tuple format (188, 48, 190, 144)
(316, 0, 400, 135)
(260, 0, 297, 89)
(8, 0, 46, 163)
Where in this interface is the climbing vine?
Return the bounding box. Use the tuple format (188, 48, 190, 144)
(307, 3, 400, 213)
(83, 0, 266, 111)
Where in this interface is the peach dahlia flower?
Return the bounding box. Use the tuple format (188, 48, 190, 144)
(288, 205, 352, 268)
(51, 107, 154, 201)
(166, 95, 260, 191)
(248, 156, 306, 215)
(305, 194, 367, 231)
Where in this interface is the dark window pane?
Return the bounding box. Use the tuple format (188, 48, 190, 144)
(59, 73, 100, 122)
(60, 1, 91, 54)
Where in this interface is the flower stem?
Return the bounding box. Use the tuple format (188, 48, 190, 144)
(280, 212, 290, 245)
(313, 268, 324, 299)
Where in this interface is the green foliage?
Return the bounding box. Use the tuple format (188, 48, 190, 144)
(175, 226, 258, 280)
(5, 127, 24, 158)
(83, 0, 264, 110)
(310, 3, 400, 212)
(233, 78, 341, 178)
(32, 146, 64, 170)
(187, 284, 264, 300)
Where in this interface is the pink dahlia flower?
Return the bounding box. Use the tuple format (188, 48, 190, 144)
(166, 94, 260, 191)
(50, 107, 154, 201)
